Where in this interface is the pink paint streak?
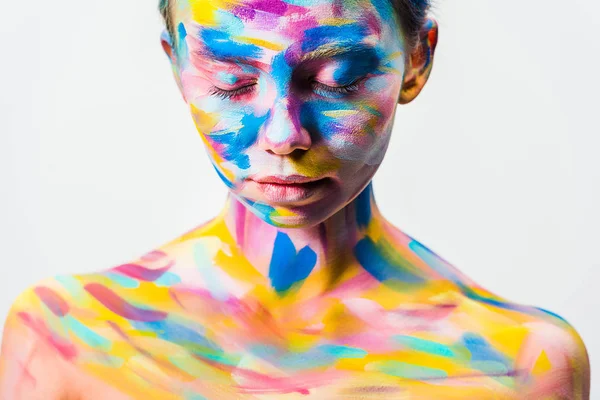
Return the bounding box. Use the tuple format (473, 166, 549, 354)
(84, 283, 167, 322)
(33, 286, 70, 317)
(17, 312, 78, 360)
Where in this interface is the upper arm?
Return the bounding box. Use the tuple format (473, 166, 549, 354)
(516, 319, 591, 399)
(0, 286, 71, 400)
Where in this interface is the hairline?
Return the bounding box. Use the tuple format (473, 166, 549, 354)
(161, 0, 429, 49)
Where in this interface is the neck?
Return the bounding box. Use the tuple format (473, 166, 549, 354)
(221, 183, 384, 292)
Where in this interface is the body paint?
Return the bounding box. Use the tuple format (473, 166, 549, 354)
(0, 0, 588, 399)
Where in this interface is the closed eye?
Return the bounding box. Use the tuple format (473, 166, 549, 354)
(209, 83, 257, 99)
(311, 77, 365, 98)
(208, 76, 366, 100)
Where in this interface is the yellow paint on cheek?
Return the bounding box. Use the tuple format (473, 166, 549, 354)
(322, 110, 360, 118)
(190, 104, 236, 183)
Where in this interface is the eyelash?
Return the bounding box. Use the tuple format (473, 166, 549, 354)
(209, 78, 364, 99)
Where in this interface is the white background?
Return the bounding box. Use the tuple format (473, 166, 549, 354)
(1, 0, 598, 395)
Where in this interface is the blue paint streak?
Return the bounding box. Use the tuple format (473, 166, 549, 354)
(299, 99, 356, 141)
(104, 272, 140, 289)
(64, 315, 112, 350)
(318, 344, 367, 358)
(200, 29, 262, 60)
(154, 271, 181, 287)
(209, 111, 270, 169)
(302, 24, 369, 53)
(355, 183, 373, 229)
(354, 237, 425, 283)
(331, 47, 383, 83)
(408, 240, 462, 283)
(393, 335, 454, 357)
(212, 163, 234, 188)
(461, 333, 509, 365)
(269, 232, 317, 292)
(131, 320, 220, 350)
(176, 23, 189, 60)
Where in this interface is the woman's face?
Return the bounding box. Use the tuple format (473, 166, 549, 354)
(168, 0, 407, 227)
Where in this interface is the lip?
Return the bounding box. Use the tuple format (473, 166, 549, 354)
(247, 175, 332, 205)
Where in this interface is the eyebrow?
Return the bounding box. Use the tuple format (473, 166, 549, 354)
(298, 44, 378, 63)
(194, 43, 379, 68)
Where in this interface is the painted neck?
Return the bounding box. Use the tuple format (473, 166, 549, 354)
(221, 183, 383, 288)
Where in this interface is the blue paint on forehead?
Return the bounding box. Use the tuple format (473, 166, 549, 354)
(200, 29, 263, 60)
(302, 24, 370, 53)
(369, 0, 401, 26)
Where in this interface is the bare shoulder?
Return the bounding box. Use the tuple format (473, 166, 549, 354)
(396, 227, 590, 398)
(0, 276, 75, 400)
(453, 281, 590, 398)
(514, 308, 590, 399)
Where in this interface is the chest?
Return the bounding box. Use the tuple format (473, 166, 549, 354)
(67, 290, 527, 399)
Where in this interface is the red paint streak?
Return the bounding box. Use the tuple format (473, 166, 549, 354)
(112, 261, 173, 281)
(33, 286, 70, 317)
(84, 283, 167, 322)
(17, 312, 78, 360)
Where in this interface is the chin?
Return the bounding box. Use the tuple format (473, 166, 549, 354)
(240, 194, 345, 229)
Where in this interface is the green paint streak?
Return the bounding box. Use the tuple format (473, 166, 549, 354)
(393, 335, 454, 357)
(320, 344, 368, 358)
(64, 315, 112, 351)
(368, 360, 448, 380)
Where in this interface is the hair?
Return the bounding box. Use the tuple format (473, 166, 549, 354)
(159, 0, 430, 50)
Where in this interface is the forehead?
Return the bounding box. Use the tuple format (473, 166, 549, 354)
(172, 0, 405, 62)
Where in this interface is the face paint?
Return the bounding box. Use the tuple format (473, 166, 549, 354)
(171, 0, 406, 227)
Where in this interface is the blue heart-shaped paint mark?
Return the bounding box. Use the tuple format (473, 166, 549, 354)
(269, 232, 317, 293)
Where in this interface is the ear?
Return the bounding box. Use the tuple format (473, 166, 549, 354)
(161, 30, 176, 63)
(160, 30, 187, 102)
(399, 18, 439, 104)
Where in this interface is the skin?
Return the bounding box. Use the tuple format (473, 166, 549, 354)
(0, 0, 591, 399)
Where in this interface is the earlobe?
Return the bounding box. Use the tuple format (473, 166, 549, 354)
(399, 18, 439, 104)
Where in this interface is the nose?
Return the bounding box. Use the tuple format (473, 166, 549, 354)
(258, 99, 312, 155)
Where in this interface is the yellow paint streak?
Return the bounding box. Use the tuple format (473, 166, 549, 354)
(190, 104, 236, 183)
(383, 50, 405, 63)
(317, 18, 356, 26)
(322, 109, 360, 118)
(189, 0, 228, 26)
(235, 36, 286, 52)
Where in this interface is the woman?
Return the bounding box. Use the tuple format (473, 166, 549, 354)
(0, 0, 590, 398)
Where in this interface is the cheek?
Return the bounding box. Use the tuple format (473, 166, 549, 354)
(190, 102, 270, 172)
(300, 77, 399, 162)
